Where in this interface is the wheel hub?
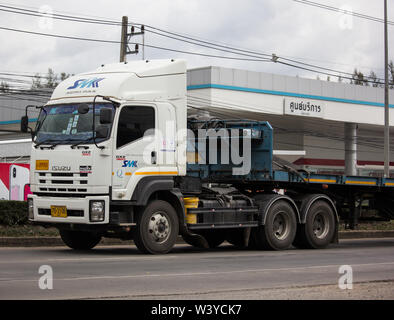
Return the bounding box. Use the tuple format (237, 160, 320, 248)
(148, 212, 170, 243)
(313, 213, 328, 239)
(272, 212, 289, 240)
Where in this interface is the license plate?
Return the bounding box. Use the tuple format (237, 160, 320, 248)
(50, 206, 67, 218)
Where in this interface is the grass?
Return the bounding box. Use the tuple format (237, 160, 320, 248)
(338, 220, 394, 231)
(0, 224, 59, 237)
(0, 220, 393, 237)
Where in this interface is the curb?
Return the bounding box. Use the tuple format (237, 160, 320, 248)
(1, 231, 394, 247)
(338, 230, 394, 239)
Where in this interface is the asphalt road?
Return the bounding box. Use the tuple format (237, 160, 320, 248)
(0, 238, 393, 300)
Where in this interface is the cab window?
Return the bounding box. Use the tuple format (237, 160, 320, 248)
(116, 106, 155, 148)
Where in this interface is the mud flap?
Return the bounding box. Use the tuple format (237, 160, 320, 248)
(182, 233, 209, 248)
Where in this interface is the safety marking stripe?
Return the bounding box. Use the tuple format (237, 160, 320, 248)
(308, 178, 336, 183)
(134, 171, 178, 175)
(112, 172, 177, 176)
(345, 180, 376, 185)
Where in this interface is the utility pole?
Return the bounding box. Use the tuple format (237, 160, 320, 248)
(119, 16, 145, 62)
(384, 0, 390, 177)
(120, 16, 128, 62)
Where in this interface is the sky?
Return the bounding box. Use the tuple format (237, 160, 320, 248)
(0, 0, 393, 87)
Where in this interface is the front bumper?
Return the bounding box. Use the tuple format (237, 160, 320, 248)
(28, 194, 110, 224)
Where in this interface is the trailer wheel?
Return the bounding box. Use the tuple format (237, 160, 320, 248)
(133, 200, 179, 254)
(294, 201, 335, 249)
(59, 230, 101, 250)
(253, 200, 297, 250)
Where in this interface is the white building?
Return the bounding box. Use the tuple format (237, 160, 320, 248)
(187, 66, 394, 177)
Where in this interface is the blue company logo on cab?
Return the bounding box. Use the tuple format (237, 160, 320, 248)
(67, 78, 105, 90)
(122, 160, 138, 168)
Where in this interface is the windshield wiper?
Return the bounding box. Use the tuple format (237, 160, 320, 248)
(34, 139, 58, 148)
(35, 139, 80, 149)
(70, 137, 94, 149)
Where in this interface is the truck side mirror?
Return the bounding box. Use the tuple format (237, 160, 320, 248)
(21, 116, 29, 133)
(95, 126, 109, 138)
(100, 108, 112, 124)
(78, 104, 90, 114)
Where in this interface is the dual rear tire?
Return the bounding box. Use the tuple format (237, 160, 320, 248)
(293, 200, 336, 249)
(251, 199, 336, 251)
(252, 200, 297, 250)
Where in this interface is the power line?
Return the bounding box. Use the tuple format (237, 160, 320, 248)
(293, 0, 394, 26)
(0, 2, 390, 83)
(0, 25, 272, 62)
(0, 4, 123, 26)
(0, 103, 41, 112)
(278, 57, 385, 82)
(147, 24, 386, 82)
(0, 5, 275, 62)
(275, 60, 385, 85)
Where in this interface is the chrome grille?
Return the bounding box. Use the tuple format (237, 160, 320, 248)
(36, 172, 89, 193)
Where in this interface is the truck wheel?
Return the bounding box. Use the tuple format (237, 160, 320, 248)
(294, 201, 335, 249)
(133, 200, 179, 254)
(59, 230, 101, 250)
(253, 200, 297, 250)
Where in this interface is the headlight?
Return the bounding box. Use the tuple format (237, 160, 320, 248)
(28, 198, 34, 220)
(89, 200, 105, 222)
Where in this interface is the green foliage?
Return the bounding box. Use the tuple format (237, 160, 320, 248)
(31, 68, 71, 89)
(0, 81, 10, 92)
(0, 201, 28, 226)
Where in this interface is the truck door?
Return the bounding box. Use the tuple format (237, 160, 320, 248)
(156, 102, 177, 169)
(112, 105, 156, 189)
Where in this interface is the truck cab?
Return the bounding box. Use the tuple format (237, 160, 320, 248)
(25, 60, 189, 253)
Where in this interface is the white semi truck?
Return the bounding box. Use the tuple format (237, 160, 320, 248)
(22, 59, 394, 254)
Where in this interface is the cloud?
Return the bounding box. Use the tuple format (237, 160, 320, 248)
(0, 0, 392, 82)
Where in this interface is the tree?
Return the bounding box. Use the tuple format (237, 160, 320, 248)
(352, 68, 368, 86)
(31, 69, 71, 89)
(60, 72, 70, 81)
(0, 81, 9, 93)
(368, 70, 381, 88)
(31, 73, 43, 89)
(389, 60, 394, 89)
(45, 68, 58, 88)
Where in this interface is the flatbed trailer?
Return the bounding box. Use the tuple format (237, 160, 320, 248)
(173, 119, 394, 251)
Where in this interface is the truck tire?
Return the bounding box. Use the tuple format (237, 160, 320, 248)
(133, 200, 179, 254)
(59, 230, 101, 250)
(293, 201, 335, 249)
(253, 200, 297, 250)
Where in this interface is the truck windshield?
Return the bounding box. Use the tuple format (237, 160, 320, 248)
(34, 103, 114, 145)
